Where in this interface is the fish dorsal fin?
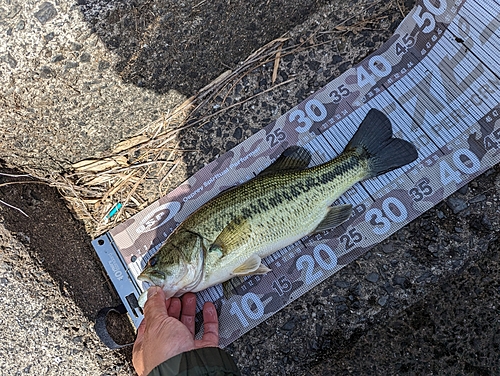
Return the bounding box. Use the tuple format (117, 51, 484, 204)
(313, 204, 353, 233)
(210, 216, 252, 255)
(258, 146, 311, 176)
(232, 254, 271, 276)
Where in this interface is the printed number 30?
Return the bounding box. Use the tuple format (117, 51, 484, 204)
(365, 197, 407, 235)
(289, 99, 328, 133)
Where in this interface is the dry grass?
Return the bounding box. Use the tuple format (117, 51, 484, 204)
(55, 36, 298, 236)
(8, 0, 399, 237)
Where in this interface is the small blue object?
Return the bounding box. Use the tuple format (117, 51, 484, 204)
(106, 202, 122, 219)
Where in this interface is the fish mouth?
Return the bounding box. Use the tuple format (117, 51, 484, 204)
(137, 270, 166, 285)
(172, 247, 205, 296)
(137, 273, 150, 283)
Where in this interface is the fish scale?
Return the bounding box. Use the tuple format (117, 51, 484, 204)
(92, 0, 500, 348)
(137, 109, 418, 304)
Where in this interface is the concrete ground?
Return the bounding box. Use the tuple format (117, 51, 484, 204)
(0, 0, 499, 375)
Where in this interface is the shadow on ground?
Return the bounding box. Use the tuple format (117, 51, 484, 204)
(78, 0, 328, 96)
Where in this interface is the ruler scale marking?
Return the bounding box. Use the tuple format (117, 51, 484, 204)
(91, 0, 500, 345)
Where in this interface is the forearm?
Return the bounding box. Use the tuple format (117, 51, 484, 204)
(148, 347, 240, 376)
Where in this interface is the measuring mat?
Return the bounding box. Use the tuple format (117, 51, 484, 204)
(93, 0, 500, 347)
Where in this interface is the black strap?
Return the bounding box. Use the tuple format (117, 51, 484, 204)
(95, 304, 134, 349)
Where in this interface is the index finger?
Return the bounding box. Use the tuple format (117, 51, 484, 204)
(180, 293, 197, 336)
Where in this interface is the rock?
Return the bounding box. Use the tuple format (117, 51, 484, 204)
(458, 184, 468, 195)
(469, 194, 486, 203)
(382, 243, 394, 253)
(34, 2, 57, 24)
(334, 280, 350, 288)
(365, 272, 379, 283)
(377, 295, 388, 306)
(281, 320, 295, 331)
(446, 196, 468, 214)
(393, 276, 410, 289)
(335, 304, 348, 315)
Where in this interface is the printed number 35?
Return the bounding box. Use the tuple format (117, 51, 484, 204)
(409, 179, 433, 202)
(329, 84, 350, 103)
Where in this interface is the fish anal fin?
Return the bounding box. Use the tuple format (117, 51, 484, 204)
(313, 204, 353, 233)
(232, 254, 271, 276)
(210, 217, 251, 255)
(259, 146, 311, 176)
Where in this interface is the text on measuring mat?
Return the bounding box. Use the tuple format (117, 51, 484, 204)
(182, 146, 262, 202)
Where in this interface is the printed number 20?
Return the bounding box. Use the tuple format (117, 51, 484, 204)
(296, 244, 338, 284)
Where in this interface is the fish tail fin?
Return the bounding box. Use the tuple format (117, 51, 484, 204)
(345, 109, 418, 178)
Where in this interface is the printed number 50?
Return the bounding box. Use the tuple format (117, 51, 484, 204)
(413, 0, 447, 33)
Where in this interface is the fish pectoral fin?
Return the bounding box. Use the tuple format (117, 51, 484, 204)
(258, 146, 311, 176)
(313, 204, 353, 233)
(210, 216, 251, 255)
(232, 254, 271, 276)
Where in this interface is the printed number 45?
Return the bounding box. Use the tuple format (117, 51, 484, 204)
(395, 34, 416, 56)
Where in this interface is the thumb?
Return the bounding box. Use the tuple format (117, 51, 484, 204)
(143, 286, 168, 322)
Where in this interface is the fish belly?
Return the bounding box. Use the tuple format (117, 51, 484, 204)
(196, 157, 367, 289)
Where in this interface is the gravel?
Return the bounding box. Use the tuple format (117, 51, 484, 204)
(1, 0, 499, 374)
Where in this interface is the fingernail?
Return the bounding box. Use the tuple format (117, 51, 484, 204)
(148, 286, 159, 298)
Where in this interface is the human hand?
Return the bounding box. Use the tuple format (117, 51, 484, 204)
(132, 287, 219, 376)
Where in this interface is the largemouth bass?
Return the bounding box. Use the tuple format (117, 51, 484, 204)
(137, 109, 418, 307)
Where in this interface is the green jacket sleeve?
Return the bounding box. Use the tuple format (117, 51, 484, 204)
(148, 347, 241, 376)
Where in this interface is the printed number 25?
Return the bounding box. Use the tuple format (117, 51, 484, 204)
(266, 128, 286, 147)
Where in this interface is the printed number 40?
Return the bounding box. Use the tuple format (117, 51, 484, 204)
(439, 149, 481, 185)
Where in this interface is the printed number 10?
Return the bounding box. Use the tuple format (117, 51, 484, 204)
(229, 292, 265, 328)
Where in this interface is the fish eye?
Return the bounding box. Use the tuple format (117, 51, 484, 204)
(149, 256, 157, 267)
